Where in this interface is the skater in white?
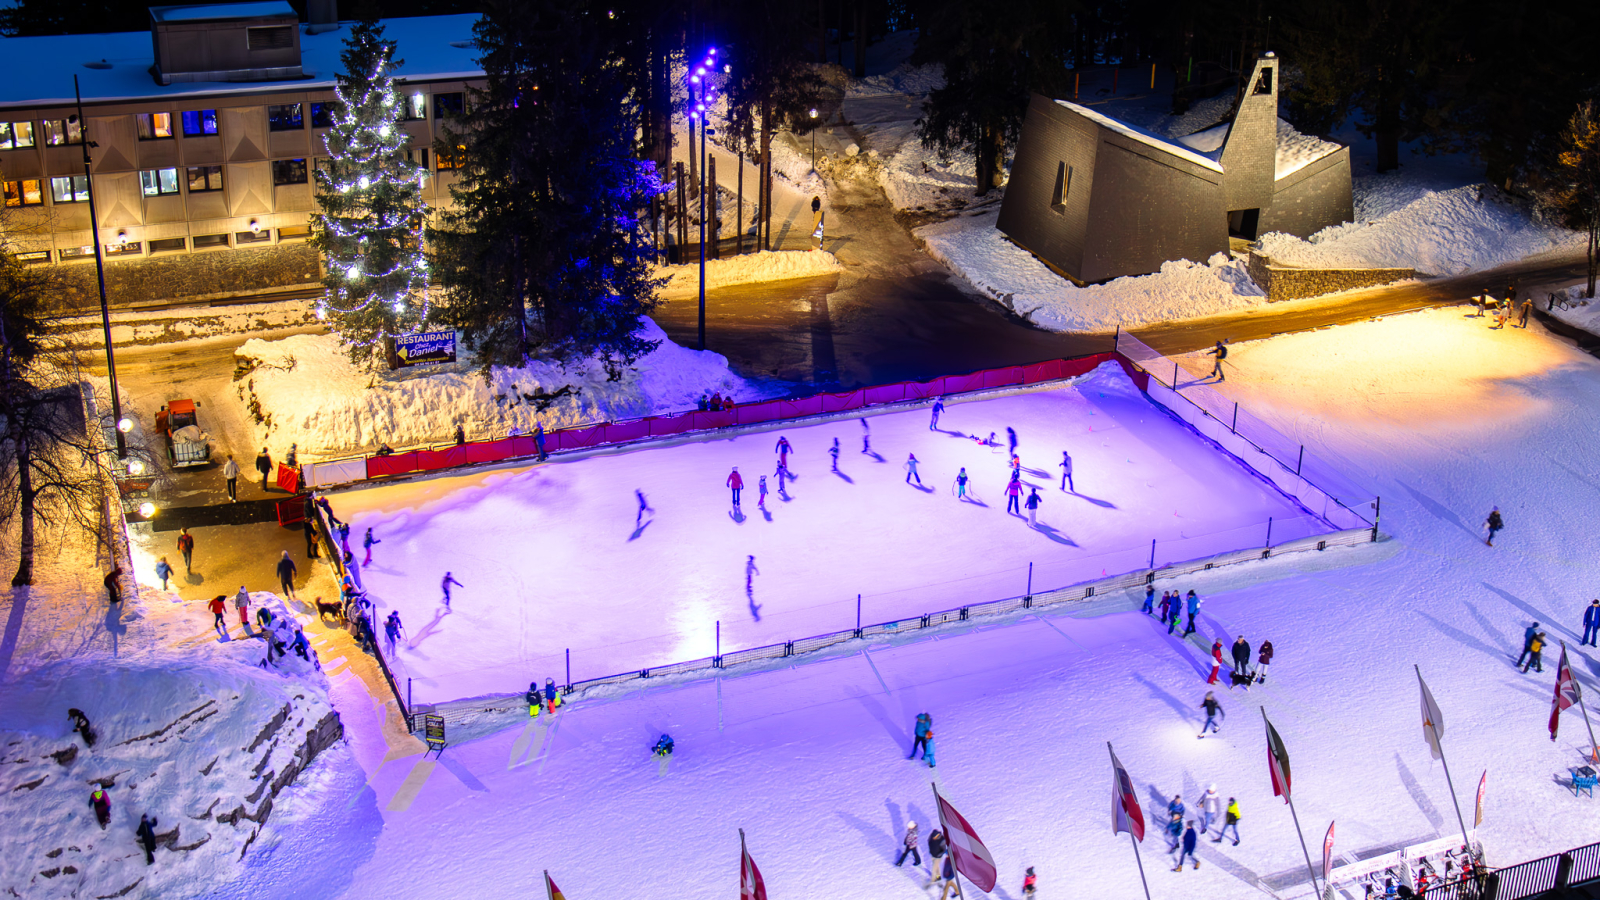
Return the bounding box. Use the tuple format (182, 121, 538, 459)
(1058, 451, 1074, 492)
(1025, 487, 1042, 526)
(904, 453, 922, 485)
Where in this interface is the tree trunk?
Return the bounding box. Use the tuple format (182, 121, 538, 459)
(760, 98, 773, 250)
(649, 35, 672, 176)
(1374, 71, 1400, 173)
(1588, 218, 1598, 299)
(974, 121, 1002, 196)
(12, 435, 34, 586)
(853, 0, 867, 78)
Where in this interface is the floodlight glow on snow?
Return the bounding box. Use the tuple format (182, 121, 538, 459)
(117, 417, 133, 433)
(138, 502, 156, 518)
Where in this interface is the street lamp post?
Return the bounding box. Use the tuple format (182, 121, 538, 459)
(73, 75, 126, 459)
(687, 48, 725, 352)
(809, 107, 818, 172)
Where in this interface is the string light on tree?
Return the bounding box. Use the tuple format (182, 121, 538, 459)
(310, 17, 431, 365)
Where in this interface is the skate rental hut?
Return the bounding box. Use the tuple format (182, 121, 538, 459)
(995, 52, 1353, 284)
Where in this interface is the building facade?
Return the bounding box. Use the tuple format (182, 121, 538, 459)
(0, 3, 483, 305)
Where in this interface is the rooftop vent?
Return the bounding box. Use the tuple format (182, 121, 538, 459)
(149, 2, 304, 85)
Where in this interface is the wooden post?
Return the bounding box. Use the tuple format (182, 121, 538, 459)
(1075, 71, 1080, 99)
(736, 148, 744, 255)
(675, 162, 687, 254)
(708, 155, 719, 260)
(1150, 62, 1156, 89)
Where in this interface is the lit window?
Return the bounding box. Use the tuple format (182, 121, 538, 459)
(43, 119, 84, 145)
(267, 104, 304, 131)
(181, 110, 219, 136)
(311, 102, 336, 128)
(49, 175, 90, 203)
(436, 144, 465, 170)
(136, 113, 174, 140)
(403, 93, 426, 120)
(272, 158, 308, 185)
(3, 179, 44, 207)
(0, 122, 36, 149)
(187, 165, 224, 192)
(139, 168, 181, 196)
(433, 92, 464, 119)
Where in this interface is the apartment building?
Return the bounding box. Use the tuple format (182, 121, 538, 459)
(0, 2, 483, 305)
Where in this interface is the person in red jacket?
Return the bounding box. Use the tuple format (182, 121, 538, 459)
(1207, 639, 1223, 684)
(176, 527, 195, 574)
(208, 595, 228, 635)
(89, 789, 111, 829)
(726, 467, 744, 506)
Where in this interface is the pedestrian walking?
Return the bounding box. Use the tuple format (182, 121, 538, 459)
(275, 551, 297, 600)
(1584, 600, 1600, 647)
(384, 611, 404, 656)
(1006, 426, 1018, 456)
(757, 475, 768, 507)
(830, 438, 840, 471)
(1059, 451, 1074, 491)
(927, 829, 948, 885)
(1216, 798, 1241, 845)
(1484, 507, 1503, 545)
(1256, 640, 1273, 683)
(454, 423, 465, 446)
(222, 453, 239, 502)
(861, 417, 871, 454)
(930, 399, 944, 430)
(304, 518, 320, 559)
(955, 467, 970, 500)
(1142, 584, 1155, 615)
(90, 788, 111, 829)
(208, 594, 228, 634)
(255, 446, 273, 488)
(1164, 812, 1184, 852)
(1519, 298, 1532, 328)
(774, 436, 793, 479)
(363, 528, 380, 567)
(1158, 590, 1171, 624)
(937, 852, 960, 900)
(441, 571, 463, 608)
(1174, 821, 1201, 871)
(745, 555, 760, 594)
(1168, 794, 1186, 822)
(535, 422, 548, 461)
(105, 567, 123, 605)
(1208, 340, 1228, 381)
(1025, 487, 1042, 526)
(235, 586, 250, 627)
(635, 489, 652, 526)
(1231, 635, 1252, 679)
(1207, 639, 1222, 684)
(1005, 476, 1022, 515)
(1167, 595, 1180, 635)
(727, 467, 744, 506)
(895, 822, 922, 867)
(1200, 785, 1222, 835)
(1022, 867, 1037, 897)
(177, 527, 195, 573)
(905, 453, 922, 485)
(1517, 622, 1540, 669)
(1522, 631, 1546, 673)
(909, 712, 932, 759)
(1184, 589, 1200, 635)
(1010, 453, 1021, 477)
(922, 728, 937, 767)
(137, 814, 159, 865)
(155, 557, 173, 590)
(1199, 691, 1223, 736)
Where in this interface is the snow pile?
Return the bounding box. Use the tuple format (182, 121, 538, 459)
(1258, 185, 1582, 276)
(0, 591, 341, 900)
(767, 139, 825, 198)
(877, 133, 980, 211)
(917, 208, 1265, 331)
(847, 61, 944, 98)
(657, 250, 843, 298)
(233, 317, 776, 458)
(1545, 282, 1600, 338)
(54, 298, 320, 348)
(1173, 118, 1340, 179)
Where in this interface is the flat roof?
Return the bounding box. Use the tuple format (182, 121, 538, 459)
(149, 2, 297, 23)
(0, 13, 482, 109)
(1055, 99, 1225, 173)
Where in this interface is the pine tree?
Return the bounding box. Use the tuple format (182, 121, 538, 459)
(312, 18, 431, 367)
(1533, 102, 1600, 299)
(428, 0, 664, 376)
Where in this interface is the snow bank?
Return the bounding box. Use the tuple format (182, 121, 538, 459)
(877, 132, 980, 212)
(656, 250, 843, 298)
(1258, 184, 1582, 276)
(917, 208, 1266, 332)
(1545, 282, 1600, 338)
(233, 317, 777, 458)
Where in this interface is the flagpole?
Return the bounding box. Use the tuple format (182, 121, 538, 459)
(1565, 642, 1600, 763)
(930, 783, 964, 900)
(1417, 665, 1474, 853)
(1108, 743, 1153, 900)
(543, 870, 554, 900)
(1263, 707, 1323, 898)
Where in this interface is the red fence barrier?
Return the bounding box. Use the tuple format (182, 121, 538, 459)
(346, 354, 1134, 484)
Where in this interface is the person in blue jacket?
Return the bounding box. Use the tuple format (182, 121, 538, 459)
(922, 728, 937, 768)
(1583, 601, 1600, 647)
(1174, 821, 1201, 871)
(1517, 621, 1540, 668)
(908, 712, 932, 760)
(1184, 590, 1201, 636)
(155, 557, 174, 591)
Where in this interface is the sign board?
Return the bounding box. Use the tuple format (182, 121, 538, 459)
(392, 331, 457, 369)
(424, 713, 446, 756)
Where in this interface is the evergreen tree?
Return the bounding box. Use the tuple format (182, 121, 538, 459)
(311, 18, 432, 367)
(1533, 102, 1600, 299)
(429, 0, 664, 376)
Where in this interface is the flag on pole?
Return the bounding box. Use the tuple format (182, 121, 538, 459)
(739, 831, 766, 900)
(1419, 670, 1446, 760)
(935, 789, 999, 891)
(1322, 822, 1335, 881)
(543, 871, 565, 900)
(1110, 747, 1146, 842)
(1474, 770, 1487, 828)
(1265, 715, 1292, 802)
(1550, 645, 1580, 740)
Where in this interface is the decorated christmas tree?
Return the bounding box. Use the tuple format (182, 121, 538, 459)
(311, 18, 430, 366)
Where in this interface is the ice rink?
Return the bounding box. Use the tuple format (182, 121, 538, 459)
(330, 363, 1328, 702)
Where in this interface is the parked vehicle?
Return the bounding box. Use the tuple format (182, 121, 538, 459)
(155, 399, 211, 467)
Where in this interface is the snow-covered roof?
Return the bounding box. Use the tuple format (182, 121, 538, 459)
(1175, 118, 1343, 180)
(1055, 99, 1224, 173)
(0, 13, 482, 109)
(148, 2, 296, 23)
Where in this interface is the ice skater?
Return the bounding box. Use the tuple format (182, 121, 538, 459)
(535, 422, 548, 461)
(830, 438, 840, 471)
(363, 528, 380, 567)
(1058, 451, 1074, 492)
(1584, 600, 1600, 647)
(745, 555, 760, 594)
(908, 712, 932, 759)
(757, 475, 769, 507)
(930, 398, 944, 430)
(1005, 474, 1022, 515)
(1484, 506, 1503, 546)
(1207, 639, 1222, 684)
(1199, 691, 1223, 737)
(235, 586, 250, 628)
(1006, 427, 1018, 456)
(441, 571, 463, 609)
(860, 417, 871, 454)
(904, 453, 922, 485)
(1174, 821, 1200, 871)
(774, 435, 793, 479)
(1025, 486, 1042, 526)
(384, 610, 405, 656)
(1231, 635, 1252, 683)
(726, 467, 744, 506)
(955, 467, 970, 501)
(1207, 340, 1228, 381)
(635, 489, 653, 526)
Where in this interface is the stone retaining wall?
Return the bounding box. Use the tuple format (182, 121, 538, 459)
(46, 242, 322, 309)
(1247, 250, 1415, 302)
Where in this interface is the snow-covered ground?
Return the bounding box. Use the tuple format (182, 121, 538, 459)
(657, 249, 843, 298)
(1547, 281, 1600, 337)
(325, 362, 1328, 705)
(52, 298, 321, 348)
(232, 318, 781, 459)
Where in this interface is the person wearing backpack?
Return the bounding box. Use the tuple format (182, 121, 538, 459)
(1485, 507, 1504, 546)
(1215, 798, 1241, 845)
(1208, 340, 1228, 381)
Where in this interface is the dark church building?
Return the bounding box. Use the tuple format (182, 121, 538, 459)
(996, 53, 1353, 284)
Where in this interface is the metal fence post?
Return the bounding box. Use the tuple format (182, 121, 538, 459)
(1026, 562, 1033, 600)
(1265, 517, 1273, 549)
(855, 595, 862, 637)
(1231, 402, 1238, 431)
(1173, 361, 1179, 387)
(1297, 445, 1304, 475)
(407, 678, 412, 730)
(1149, 539, 1156, 570)
(565, 648, 571, 692)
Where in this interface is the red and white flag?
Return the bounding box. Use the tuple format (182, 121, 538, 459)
(1265, 715, 1292, 802)
(1109, 747, 1146, 842)
(935, 789, 999, 891)
(1550, 644, 1580, 741)
(1322, 822, 1336, 882)
(543, 871, 566, 900)
(739, 831, 766, 900)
